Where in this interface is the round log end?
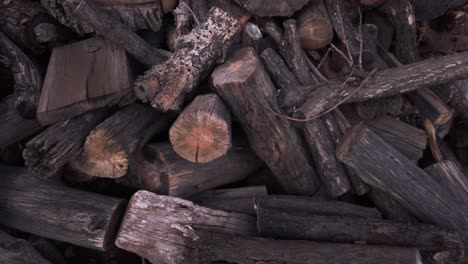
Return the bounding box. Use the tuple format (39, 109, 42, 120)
(298, 18, 334, 50)
(336, 122, 367, 162)
(79, 130, 129, 178)
(212, 48, 258, 86)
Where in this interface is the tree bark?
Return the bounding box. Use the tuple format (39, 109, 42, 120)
(0, 230, 51, 264)
(212, 47, 320, 195)
(0, 165, 126, 251)
(135, 7, 241, 112)
(76, 104, 171, 178)
(169, 94, 231, 163)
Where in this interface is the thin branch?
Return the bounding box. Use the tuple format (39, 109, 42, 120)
(331, 43, 353, 67)
(358, 6, 363, 70)
(317, 47, 332, 69)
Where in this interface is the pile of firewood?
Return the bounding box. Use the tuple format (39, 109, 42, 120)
(1, 0, 468, 263)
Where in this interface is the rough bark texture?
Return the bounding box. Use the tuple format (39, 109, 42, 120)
(115, 190, 257, 263)
(336, 123, 468, 244)
(41, 0, 168, 66)
(0, 165, 126, 251)
(75, 104, 171, 178)
(169, 94, 231, 163)
(135, 7, 241, 112)
(233, 0, 310, 16)
(0, 31, 42, 119)
(0, 230, 52, 264)
(23, 109, 111, 177)
(212, 47, 320, 195)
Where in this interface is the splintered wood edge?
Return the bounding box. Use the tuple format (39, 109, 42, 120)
(336, 122, 367, 162)
(212, 48, 258, 86)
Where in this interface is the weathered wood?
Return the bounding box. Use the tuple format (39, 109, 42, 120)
(76, 104, 171, 178)
(407, 88, 454, 128)
(297, 51, 468, 120)
(0, 230, 51, 264)
(28, 236, 66, 264)
(410, 0, 466, 20)
(233, 0, 309, 16)
(336, 123, 468, 243)
(115, 190, 257, 262)
(242, 22, 263, 53)
(368, 188, 417, 222)
(189, 186, 268, 215)
(212, 47, 320, 195)
(425, 160, 468, 204)
(135, 7, 241, 112)
(0, 31, 42, 119)
(169, 94, 231, 163)
(0, 166, 126, 251)
(124, 141, 262, 197)
(297, 0, 333, 50)
(0, 97, 42, 148)
(37, 37, 133, 125)
(257, 207, 463, 264)
(23, 109, 111, 177)
(256, 195, 382, 219)
(41, 0, 168, 66)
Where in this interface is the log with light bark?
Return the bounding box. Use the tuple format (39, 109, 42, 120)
(336, 123, 468, 243)
(256, 195, 382, 219)
(37, 37, 133, 125)
(189, 186, 267, 215)
(425, 160, 468, 204)
(0, 31, 42, 119)
(296, 0, 333, 50)
(212, 47, 320, 195)
(135, 7, 241, 112)
(169, 94, 231, 163)
(233, 0, 310, 17)
(23, 109, 111, 177)
(123, 141, 262, 198)
(0, 166, 126, 251)
(0, 230, 52, 264)
(257, 207, 464, 264)
(41, 0, 168, 66)
(296, 51, 468, 120)
(75, 104, 171, 179)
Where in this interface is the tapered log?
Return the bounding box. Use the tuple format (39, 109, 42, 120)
(0, 31, 42, 119)
(169, 94, 231, 163)
(189, 186, 268, 215)
(336, 123, 468, 243)
(76, 104, 171, 178)
(233, 0, 309, 16)
(425, 161, 468, 203)
(135, 7, 241, 112)
(23, 109, 111, 177)
(0, 97, 42, 148)
(37, 37, 133, 125)
(0, 166, 126, 251)
(297, 51, 468, 120)
(125, 141, 262, 197)
(0, 230, 51, 264)
(41, 0, 168, 66)
(256, 195, 382, 219)
(297, 0, 333, 50)
(212, 47, 320, 195)
(257, 207, 463, 264)
(368, 188, 417, 222)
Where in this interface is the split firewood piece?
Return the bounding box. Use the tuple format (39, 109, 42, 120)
(0, 166, 126, 251)
(0, 97, 42, 148)
(256, 195, 382, 219)
(303, 118, 351, 197)
(76, 104, 171, 179)
(0, 230, 52, 264)
(425, 160, 468, 204)
(41, 0, 168, 66)
(296, 51, 468, 120)
(212, 48, 320, 195)
(368, 188, 418, 222)
(336, 123, 468, 243)
(0, 0, 73, 56)
(257, 207, 464, 264)
(423, 118, 445, 163)
(135, 7, 241, 112)
(23, 109, 111, 177)
(297, 0, 333, 50)
(123, 141, 262, 198)
(115, 190, 257, 261)
(233, 0, 309, 16)
(242, 22, 263, 52)
(37, 38, 133, 126)
(188, 186, 268, 215)
(0, 31, 42, 119)
(407, 88, 454, 130)
(41, 0, 164, 34)
(169, 94, 231, 163)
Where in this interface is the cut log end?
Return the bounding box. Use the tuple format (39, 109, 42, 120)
(298, 18, 334, 50)
(79, 129, 129, 178)
(212, 48, 257, 86)
(336, 122, 366, 162)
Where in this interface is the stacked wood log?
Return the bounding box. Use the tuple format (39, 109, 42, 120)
(0, 0, 468, 263)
